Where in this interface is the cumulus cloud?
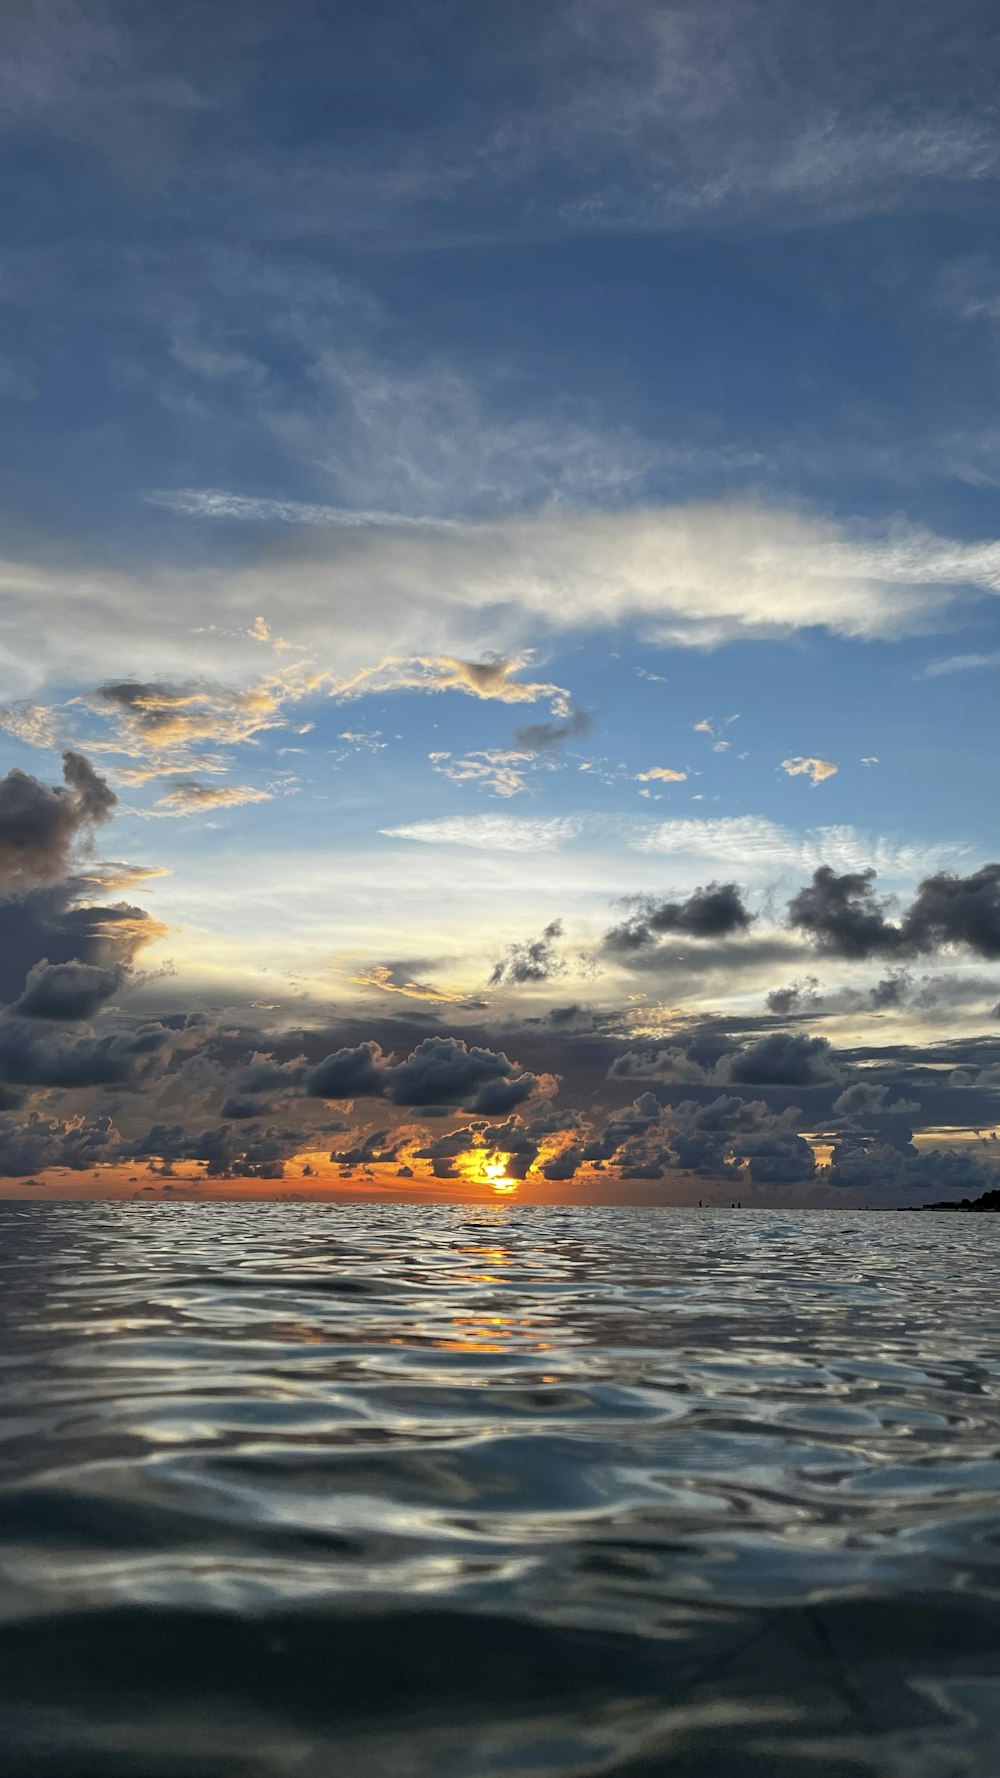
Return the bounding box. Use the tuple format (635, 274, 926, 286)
(780, 756, 839, 785)
(490, 921, 565, 987)
(789, 863, 1000, 960)
(0, 879, 162, 1004)
(635, 766, 687, 783)
(612, 1030, 843, 1090)
(831, 1081, 921, 1121)
(718, 1032, 843, 1088)
(11, 959, 126, 1022)
(766, 976, 821, 1016)
(0, 1018, 175, 1091)
(0, 752, 115, 887)
(605, 882, 753, 952)
(306, 1035, 548, 1116)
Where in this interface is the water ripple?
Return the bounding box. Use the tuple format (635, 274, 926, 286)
(2, 1202, 1000, 1775)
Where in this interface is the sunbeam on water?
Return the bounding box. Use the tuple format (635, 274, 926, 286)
(2, 1202, 1000, 1776)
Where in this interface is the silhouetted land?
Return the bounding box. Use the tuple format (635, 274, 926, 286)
(922, 1190, 1000, 1212)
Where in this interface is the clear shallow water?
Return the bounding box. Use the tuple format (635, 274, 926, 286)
(2, 1205, 1000, 1777)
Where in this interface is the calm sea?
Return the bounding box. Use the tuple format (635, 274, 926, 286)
(1, 1202, 1000, 1777)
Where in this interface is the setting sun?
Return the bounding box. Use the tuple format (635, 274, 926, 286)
(456, 1150, 520, 1195)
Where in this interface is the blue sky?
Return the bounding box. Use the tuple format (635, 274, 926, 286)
(1, 0, 999, 1202)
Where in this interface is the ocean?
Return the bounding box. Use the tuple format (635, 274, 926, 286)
(1, 1201, 999, 1776)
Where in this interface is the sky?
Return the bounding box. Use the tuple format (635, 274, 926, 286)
(1, 0, 1000, 1206)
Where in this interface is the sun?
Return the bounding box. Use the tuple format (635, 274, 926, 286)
(481, 1155, 519, 1195)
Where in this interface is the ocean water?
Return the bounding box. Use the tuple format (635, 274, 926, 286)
(2, 1205, 1000, 1777)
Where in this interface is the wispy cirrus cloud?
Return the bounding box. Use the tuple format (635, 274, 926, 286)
(382, 816, 583, 851)
(150, 781, 275, 816)
(920, 649, 1000, 678)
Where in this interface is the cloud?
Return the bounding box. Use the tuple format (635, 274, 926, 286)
(512, 710, 593, 751)
(351, 963, 481, 1008)
(921, 650, 1000, 678)
(611, 1029, 843, 1091)
(306, 1035, 546, 1116)
(0, 752, 116, 888)
(718, 1031, 843, 1088)
(381, 816, 581, 851)
(605, 882, 753, 952)
(11, 959, 126, 1022)
(0, 703, 61, 748)
(331, 654, 569, 711)
(151, 780, 274, 814)
(780, 756, 839, 786)
(0, 1112, 123, 1178)
(789, 863, 1000, 960)
(10, 503, 1000, 716)
(145, 489, 463, 529)
(635, 766, 687, 783)
(79, 675, 299, 780)
(832, 1082, 921, 1121)
(490, 921, 565, 987)
(0, 879, 164, 1004)
(429, 748, 551, 799)
(766, 977, 821, 1016)
(631, 816, 966, 880)
(0, 1018, 175, 1091)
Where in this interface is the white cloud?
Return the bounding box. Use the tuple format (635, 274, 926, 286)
(635, 766, 687, 783)
(0, 701, 61, 748)
(382, 816, 582, 851)
(429, 748, 557, 799)
(6, 501, 1000, 712)
(145, 488, 462, 530)
(921, 650, 1000, 678)
(150, 781, 274, 815)
(631, 816, 970, 883)
(780, 756, 839, 785)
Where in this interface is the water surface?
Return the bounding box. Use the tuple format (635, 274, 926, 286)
(2, 1202, 1000, 1776)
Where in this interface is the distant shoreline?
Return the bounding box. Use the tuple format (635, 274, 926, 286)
(918, 1190, 1000, 1213)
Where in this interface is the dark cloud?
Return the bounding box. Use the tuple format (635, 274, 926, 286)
(219, 1051, 309, 1116)
(907, 865, 1000, 959)
(789, 863, 1000, 961)
(831, 1081, 921, 1121)
(12, 959, 125, 1021)
(826, 1137, 1000, 1198)
(0, 1111, 122, 1176)
(0, 752, 115, 888)
(605, 882, 752, 953)
(512, 709, 593, 751)
(609, 1030, 841, 1089)
(329, 1128, 407, 1170)
(0, 1018, 174, 1090)
(787, 867, 900, 960)
(306, 1035, 544, 1115)
(124, 1121, 300, 1179)
(719, 1031, 842, 1088)
(766, 976, 820, 1016)
(305, 1041, 387, 1100)
(0, 880, 162, 1003)
(490, 920, 564, 986)
(387, 1037, 541, 1113)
